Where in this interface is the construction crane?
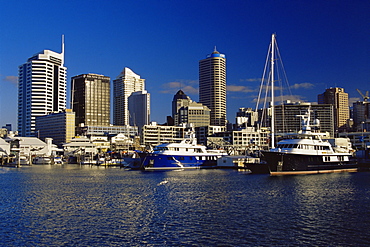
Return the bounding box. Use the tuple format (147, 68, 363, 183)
(356, 89, 369, 102)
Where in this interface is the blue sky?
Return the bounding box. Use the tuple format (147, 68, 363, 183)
(0, 0, 369, 129)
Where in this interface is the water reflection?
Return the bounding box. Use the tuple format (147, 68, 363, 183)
(0, 166, 370, 246)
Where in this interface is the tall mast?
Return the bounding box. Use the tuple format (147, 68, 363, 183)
(271, 34, 275, 149)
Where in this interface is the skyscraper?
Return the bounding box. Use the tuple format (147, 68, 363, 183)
(199, 48, 226, 126)
(318, 87, 349, 133)
(18, 39, 66, 137)
(128, 90, 150, 130)
(113, 67, 145, 126)
(172, 90, 210, 127)
(71, 73, 111, 127)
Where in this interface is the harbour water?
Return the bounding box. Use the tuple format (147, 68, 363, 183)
(1, 165, 370, 246)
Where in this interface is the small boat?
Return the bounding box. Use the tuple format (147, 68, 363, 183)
(53, 156, 63, 165)
(33, 156, 52, 165)
(140, 131, 227, 171)
(2, 155, 31, 167)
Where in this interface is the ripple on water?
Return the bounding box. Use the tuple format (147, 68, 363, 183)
(1, 167, 370, 246)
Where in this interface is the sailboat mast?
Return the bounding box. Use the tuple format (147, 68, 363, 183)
(271, 34, 275, 149)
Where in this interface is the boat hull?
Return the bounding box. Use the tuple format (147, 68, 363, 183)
(141, 154, 218, 170)
(262, 151, 357, 175)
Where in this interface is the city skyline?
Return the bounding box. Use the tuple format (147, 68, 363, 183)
(1, 1, 369, 128)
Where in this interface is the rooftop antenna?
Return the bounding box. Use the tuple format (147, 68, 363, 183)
(214, 46, 217, 52)
(61, 34, 65, 64)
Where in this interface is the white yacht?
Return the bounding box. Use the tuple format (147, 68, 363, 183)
(262, 109, 357, 175)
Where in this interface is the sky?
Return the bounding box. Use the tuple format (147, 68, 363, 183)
(0, 0, 369, 129)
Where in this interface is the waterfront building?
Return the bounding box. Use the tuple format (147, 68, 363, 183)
(338, 131, 370, 151)
(71, 73, 110, 128)
(172, 90, 210, 127)
(195, 125, 226, 145)
(352, 101, 370, 131)
(318, 87, 349, 133)
(141, 122, 187, 147)
(274, 102, 335, 137)
(231, 127, 270, 153)
(77, 125, 138, 137)
(35, 109, 75, 147)
(0, 129, 8, 138)
(90, 136, 110, 153)
(235, 108, 258, 128)
(113, 67, 145, 126)
(199, 48, 226, 126)
(18, 39, 66, 137)
(63, 136, 97, 156)
(0, 138, 10, 155)
(110, 133, 135, 152)
(4, 136, 55, 157)
(128, 90, 150, 131)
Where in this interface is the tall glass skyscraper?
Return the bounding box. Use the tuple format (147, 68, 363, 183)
(18, 40, 67, 137)
(199, 48, 226, 126)
(128, 90, 150, 131)
(113, 67, 145, 126)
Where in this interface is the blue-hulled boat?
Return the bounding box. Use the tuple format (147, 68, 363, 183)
(141, 133, 227, 171)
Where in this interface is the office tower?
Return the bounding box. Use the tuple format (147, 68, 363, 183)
(113, 67, 145, 125)
(128, 90, 150, 130)
(172, 90, 210, 127)
(318, 87, 349, 133)
(36, 109, 75, 146)
(71, 73, 110, 127)
(199, 48, 226, 126)
(274, 102, 335, 137)
(18, 39, 66, 137)
(353, 101, 370, 131)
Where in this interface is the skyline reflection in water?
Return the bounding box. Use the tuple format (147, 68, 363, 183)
(0, 165, 369, 246)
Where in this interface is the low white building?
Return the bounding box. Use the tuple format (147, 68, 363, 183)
(63, 136, 97, 156)
(0, 138, 10, 155)
(5, 136, 56, 157)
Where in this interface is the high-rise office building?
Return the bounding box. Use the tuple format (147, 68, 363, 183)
(18, 39, 67, 137)
(113, 67, 145, 125)
(128, 90, 150, 130)
(318, 87, 349, 132)
(352, 101, 370, 131)
(71, 73, 111, 127)
(199, 48, 226, 126)
(172, 90, 210, 127)
(274, 102, 335, 137)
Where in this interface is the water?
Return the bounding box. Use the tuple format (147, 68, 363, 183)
(1, 165, 370, 246)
